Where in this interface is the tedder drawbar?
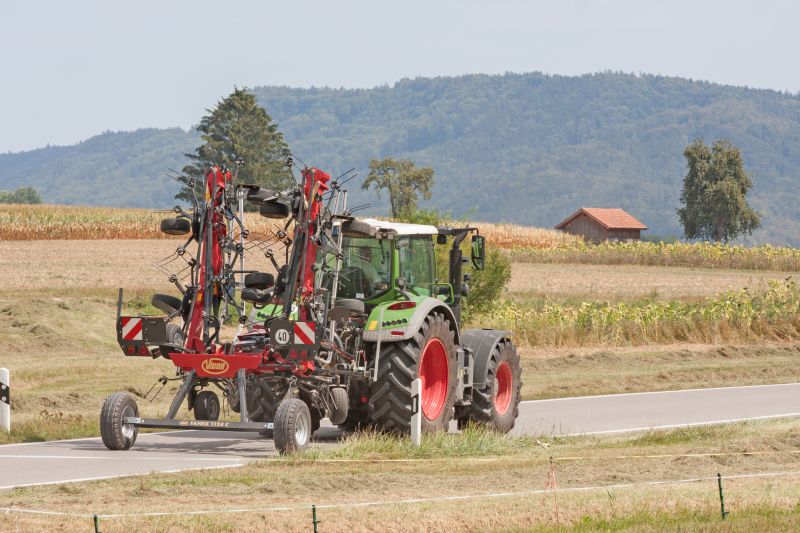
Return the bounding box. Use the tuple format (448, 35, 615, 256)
(102, 160, 522, 454)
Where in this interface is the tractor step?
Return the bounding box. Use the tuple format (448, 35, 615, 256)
(123, 417, 273, 432)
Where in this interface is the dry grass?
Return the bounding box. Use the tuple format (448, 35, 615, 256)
(2, 419, 799, 531)
(519, 343, 800, 400)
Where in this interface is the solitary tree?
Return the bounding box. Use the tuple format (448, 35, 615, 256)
(677, 139, 760, 242)
(362, 158, 434, 218)
(177, 87, 293, 201)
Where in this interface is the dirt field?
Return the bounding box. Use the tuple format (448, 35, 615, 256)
(508, 262, 794, 301)
(4, 240, 793, 301)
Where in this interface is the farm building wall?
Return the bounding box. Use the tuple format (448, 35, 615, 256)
(559, 213, 641, 242)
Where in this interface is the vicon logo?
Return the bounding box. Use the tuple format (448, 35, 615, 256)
(201, 357, 230, 375)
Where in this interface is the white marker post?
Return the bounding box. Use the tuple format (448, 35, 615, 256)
(411, 378, 421, 447)
(0, 368, 10, 434)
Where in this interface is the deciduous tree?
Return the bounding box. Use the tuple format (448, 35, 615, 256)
(362, 158, 433, 218)
(677, 139, 760, 242)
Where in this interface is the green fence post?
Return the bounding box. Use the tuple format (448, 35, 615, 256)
(312, 504, 320, 532)
(717, 473, 729, 520)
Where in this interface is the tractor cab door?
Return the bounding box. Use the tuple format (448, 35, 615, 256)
(396, 236, 435, 297)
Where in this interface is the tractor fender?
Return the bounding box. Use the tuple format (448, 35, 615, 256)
(362, 297, 460, 345)
(460, 328, 512, 388)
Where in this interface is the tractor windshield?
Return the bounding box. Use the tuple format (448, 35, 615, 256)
(317, 237, 391, 300)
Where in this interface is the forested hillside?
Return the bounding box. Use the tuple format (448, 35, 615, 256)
(2, 72, 799, 244)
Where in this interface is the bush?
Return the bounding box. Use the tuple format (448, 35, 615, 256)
(0, 186, 42, 205)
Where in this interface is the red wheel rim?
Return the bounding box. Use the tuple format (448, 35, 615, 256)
(494, 362, 513, 415)
(419, 338, 449, 420)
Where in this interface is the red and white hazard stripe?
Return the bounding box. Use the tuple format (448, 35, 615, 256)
(121, 317, 143, 341)
(293, 321, 315, 345)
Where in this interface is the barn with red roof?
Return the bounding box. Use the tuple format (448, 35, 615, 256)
(555, 208, 647, 242)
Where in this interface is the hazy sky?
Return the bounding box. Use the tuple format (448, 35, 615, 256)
(2, 0, 798, 153)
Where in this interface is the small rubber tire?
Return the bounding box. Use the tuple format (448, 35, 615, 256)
(152, 293, 183, 315)
(259, 202, 290, 219)
(158, 323, 184, 360)
(160, 217, 191, 236)
(461, 340, 522, 433)
(273, 398, 312, 454)
(193, 390, 221, 421)
(328, 387, 349, 425)
(100, 392, 139, 450)
(244, 272, 275, 290)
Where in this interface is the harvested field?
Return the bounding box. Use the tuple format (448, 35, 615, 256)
(508, 263, 795, 302)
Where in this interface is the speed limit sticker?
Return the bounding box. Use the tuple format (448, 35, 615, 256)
(274, 328, 291, 344)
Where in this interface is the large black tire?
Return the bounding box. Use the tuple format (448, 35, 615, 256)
(160, 217, 191, 235)
(369, 313, 457, 433)
(259, 202, 290, 219)
(327, 387, 349, 425)
(274, 398, 312, 454)
(244, 272, 275, 290)
(158, 323, 184, 359)
(193, 390, 221, 421)
(100, 392, 139, 450)
(151, 293, 183, 315)
(461, 339, 522, 432)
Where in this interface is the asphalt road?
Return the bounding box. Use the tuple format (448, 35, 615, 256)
(2, 383, 798, 491)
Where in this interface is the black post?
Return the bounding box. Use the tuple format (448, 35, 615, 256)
(717, 473, 729, 520)
(312, 504, 320, 533)
(93, 514, 100, 533)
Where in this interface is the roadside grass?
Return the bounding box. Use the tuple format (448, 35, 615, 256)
(519, 343, 800, 400)
(2, 419, 799, 531)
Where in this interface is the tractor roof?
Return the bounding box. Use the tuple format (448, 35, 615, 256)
(357, 218, 439, 236)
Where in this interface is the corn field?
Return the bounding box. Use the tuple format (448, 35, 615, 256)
(511, 240, 800, 272)
(470, 279, 800, 347)
(0, 204, 282, 240)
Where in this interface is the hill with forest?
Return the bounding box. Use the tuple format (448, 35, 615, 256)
(2, 72, 799, 244)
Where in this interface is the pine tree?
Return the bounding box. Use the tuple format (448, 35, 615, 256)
(177, 88, 293, 201)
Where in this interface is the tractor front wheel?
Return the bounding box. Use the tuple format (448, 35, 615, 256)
(273, 398, 312, 454)
(370, 312, 457, 433)
(100, 392, 139, 450)
(460, 339, 521, 432)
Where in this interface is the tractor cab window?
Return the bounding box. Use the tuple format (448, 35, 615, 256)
(397, 236, 434, 296)
(317, 237, 391, 300)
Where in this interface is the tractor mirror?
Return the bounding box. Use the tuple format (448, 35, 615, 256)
(471, 235, 485, 270)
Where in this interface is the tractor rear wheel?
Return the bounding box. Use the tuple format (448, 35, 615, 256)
(460, 339, 521, 432)
(193, 390, 221, 421)
(369, 312, 457, 433)
(100, 392, 139, 450)
(274, 398, 312, 454)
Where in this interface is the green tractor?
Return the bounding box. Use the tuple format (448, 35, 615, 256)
(328, 218, 522, 433)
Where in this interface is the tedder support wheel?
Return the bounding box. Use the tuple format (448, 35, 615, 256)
(370, 312, 457, 433)
(327, 387, 349, 425)
(158, 323, 184, 360)
(193, 390, 221, 421)
(460, 339, 522, 432)
(274, 398, 312, 454)
(100, 392, 139, 450)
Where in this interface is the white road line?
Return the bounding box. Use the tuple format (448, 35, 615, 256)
(0, 463, 245, 491)
(0, 429, 195, 449)
(0, 455, 244, 462)
(547, 412, 800, 437)
(520, 381, 800, 404)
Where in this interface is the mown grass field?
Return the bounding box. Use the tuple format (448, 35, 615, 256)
(2, 420, 799, 531)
